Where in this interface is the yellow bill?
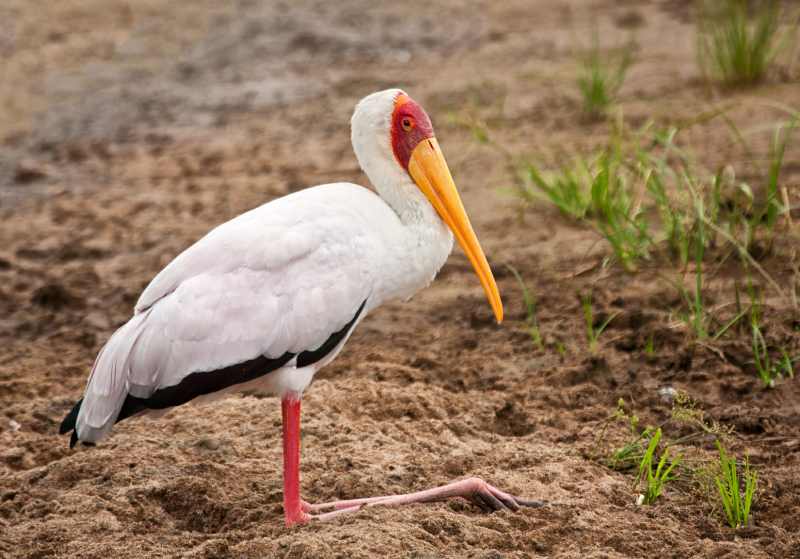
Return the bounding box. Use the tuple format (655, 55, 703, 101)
(408, 137, 503, 323)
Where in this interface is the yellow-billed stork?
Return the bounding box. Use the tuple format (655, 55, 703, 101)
(60, 89, 540, 526)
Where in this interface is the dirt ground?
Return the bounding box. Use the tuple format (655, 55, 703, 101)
(1, 1, 799, 557)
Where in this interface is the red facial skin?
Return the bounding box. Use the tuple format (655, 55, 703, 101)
(391, 93, 435, 170)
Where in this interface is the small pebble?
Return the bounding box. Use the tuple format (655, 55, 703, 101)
(658, 386, 677, 404)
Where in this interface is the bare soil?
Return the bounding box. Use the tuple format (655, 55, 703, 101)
(1, 1, 799, 558)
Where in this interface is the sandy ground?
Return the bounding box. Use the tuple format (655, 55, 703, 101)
(1, 1, 799, 557)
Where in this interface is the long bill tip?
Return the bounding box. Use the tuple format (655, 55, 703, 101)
(493, 301, 504, 324)
(484, 270, 504, 324)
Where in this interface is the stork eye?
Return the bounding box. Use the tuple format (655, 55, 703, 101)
(401, 117, 414, 131)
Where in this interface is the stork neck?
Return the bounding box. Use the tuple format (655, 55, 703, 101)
(376, 175, 442, 227)
(368, 170, 455, 306)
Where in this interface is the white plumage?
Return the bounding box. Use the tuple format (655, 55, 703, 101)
(72, 90, 455, 443)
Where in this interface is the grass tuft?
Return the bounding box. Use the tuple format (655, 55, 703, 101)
(637, 428, 681, 505)
(581, 293, 618, 354)
(715, 442, 757, 528)
(751, 312, 794, 387)
(577, 35, 634, 119)
(589, 151, 652, 272)
(526, 158, 593, 219)
(697, 0, 793, 87)
(524, 131, 652, 272)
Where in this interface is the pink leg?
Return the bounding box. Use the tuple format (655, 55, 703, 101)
(304, 477, 544, 515)
(281, 394, 307, 526)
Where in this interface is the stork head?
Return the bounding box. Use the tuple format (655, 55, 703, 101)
(351, 89, 503, 324)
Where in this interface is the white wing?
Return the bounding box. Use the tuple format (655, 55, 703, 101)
(75, 183, 397, 442)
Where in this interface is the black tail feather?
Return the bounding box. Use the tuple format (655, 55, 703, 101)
(59, 394, 147, 448)
(61, 398, 95, 448)
(60, 398, 83, 435)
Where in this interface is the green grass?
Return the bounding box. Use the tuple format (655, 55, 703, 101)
(721, 115, 799, 252)
(597, 399, 647, 470)
(506, 265, 544, 349)
(760, 116, 798, 233)
(751, 313, 794, 387)
(524, 135, 652, 271)
(645, 333, 655, 356)
(516, 113, 797, 332)
(637, 428, 681, 505)
(745, 283, 794, 387)
(697, 0, 791, 87)
(595, 396, 768, 519)
(589, 151, 652, 271)
(577, 35, 634, 119)
(525, 158, 593, 219)
(715, 442, 757, 528)
(684, 193, 710, 339)
(523, 121, 662, 271)
(781, 349, 795, 379)
(608, 430, 650, 471)
(597, 394, 763, 522)
(642, 140, 693, 264)
(581, 293, 618, 354)
(751, 320, 775, 386)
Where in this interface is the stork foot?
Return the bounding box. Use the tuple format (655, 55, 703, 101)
(285, 506, 360, 527)
(294, 477, 544, 524)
